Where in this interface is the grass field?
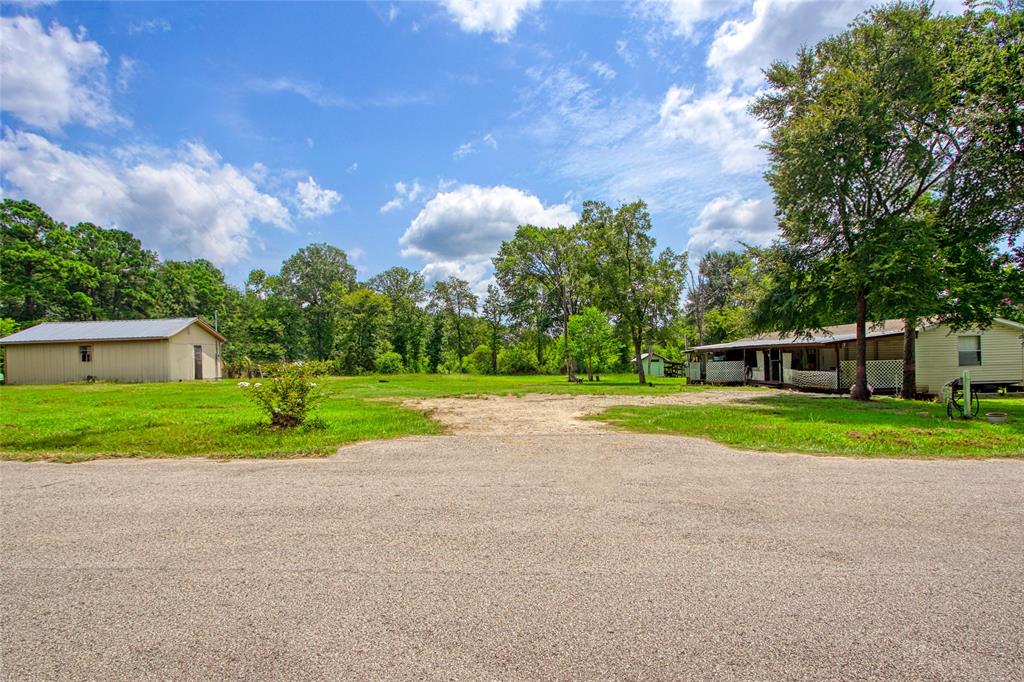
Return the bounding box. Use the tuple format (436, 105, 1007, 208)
(593, 394, 1024, 459)
(0, 373, 690, 462)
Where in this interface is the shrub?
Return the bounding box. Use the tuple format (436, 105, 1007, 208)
(239, 361, 324, 429)
(498, 343, 539, 375)
(375, 351, 404, 374)
(466, 344, 494, 374)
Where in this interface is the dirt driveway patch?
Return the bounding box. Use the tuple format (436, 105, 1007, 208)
(405, 388, 775, 435)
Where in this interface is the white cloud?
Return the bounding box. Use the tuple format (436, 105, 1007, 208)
(387, 5, 399, 22)
(657, 85, 766, 173)
(645, 0, 746, 40)
(687, 194, 776, 255)
(128, 18, 171, 35)
(116, 56, 137, 92)
(0, 129, 291, 265)
(591, 61, 617, 80)
(295, 177, 341, 219)
(453, 132, 499, 160)
(707, 0, 965, 87)
(400, 184, 575, 289)
(347, 162, 358, 173)
(440, 0, 541, 41)
(615, 39, 636, 66)
(453, 142, 475, 160)
(0, 16, 123, 133)
(248, 77, 432, 109)
(380, 179, 424, 213)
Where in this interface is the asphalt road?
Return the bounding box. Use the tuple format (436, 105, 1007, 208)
(3, 433, 1023, 680)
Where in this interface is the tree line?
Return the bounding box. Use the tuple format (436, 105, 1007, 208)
(0, 198, 690, 382)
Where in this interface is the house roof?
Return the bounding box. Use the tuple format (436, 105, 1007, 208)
(0, 317, 226, 345)
(639, 352, 666, 360)
(690, 319, 907, 353)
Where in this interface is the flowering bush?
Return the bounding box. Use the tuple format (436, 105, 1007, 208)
(239, 361, 324, 428)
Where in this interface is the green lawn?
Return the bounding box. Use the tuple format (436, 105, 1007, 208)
(593, 394, 1024, 459)
(0, 373, 690, 462)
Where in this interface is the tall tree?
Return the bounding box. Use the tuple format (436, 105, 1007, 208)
(277, 244, 357, 360)
(368, 266, 428, 371)
(583, 200, 686, 384)
(0, 200, 98, 322)
(481, 284, 506, 375)
(156, 259, 235, 322)
(428, 277, 478, 373)
(70, 222, 160, 320)
(493, 224, 588, 380)
(334, 289, 392, 374)
(751, 2, 1020, 399)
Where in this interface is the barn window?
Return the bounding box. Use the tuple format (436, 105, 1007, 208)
(79, 345, 93, 362)
(958, 336, 981, 366)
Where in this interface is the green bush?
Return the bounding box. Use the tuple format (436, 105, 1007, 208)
(375, 351, 404, 374)
(498, 343, 539, 375)
(466, 344, 495, 374)
(238, 361, 324, 428)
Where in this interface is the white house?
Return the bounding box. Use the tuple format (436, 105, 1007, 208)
(686, 318, 1024, 396)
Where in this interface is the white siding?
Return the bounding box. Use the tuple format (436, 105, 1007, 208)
(5, 340, 171, 384)
(916, 321, 1024, 394)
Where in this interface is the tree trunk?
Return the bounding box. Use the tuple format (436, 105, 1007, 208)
(563, 310, 575, 381)
(587, 358, 594, 382)
(852, 290, 870, 400)
(456, 318, 464, 374)
(901, 317, 917, 399)
(634, 331, 646, 384)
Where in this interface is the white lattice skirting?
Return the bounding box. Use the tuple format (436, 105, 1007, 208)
(705, 360, 745, 383)
(789, 369, 838, 390)
(840, 359, 902, 390)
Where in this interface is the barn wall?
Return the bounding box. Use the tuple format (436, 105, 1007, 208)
(916, 322, 1024, 395)
(168, 324, 222, 381)
(4, 340, 171, 384)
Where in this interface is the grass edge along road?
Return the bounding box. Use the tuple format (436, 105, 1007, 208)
(592, 394, 1024, 459)
(0, 374, 694, 463)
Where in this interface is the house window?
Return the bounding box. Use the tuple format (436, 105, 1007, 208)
(958, 336, 981, 366)
(79, 345, 92, 362)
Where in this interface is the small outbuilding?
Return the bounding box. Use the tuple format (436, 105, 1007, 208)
(0, 317, 225, 385)
(635, 352, 668, 377)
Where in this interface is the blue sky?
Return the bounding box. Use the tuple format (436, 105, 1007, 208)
(0, 0, 965, 291)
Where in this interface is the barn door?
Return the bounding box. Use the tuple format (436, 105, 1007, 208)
(194, 345, 203, 380)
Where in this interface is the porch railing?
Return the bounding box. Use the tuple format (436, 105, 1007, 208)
(705, 360, 745, 384)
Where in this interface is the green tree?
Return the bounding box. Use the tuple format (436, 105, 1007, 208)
(367, 266, 428, 371)
(428, 277, 477, 373)
(156, 259, 235, 321)
(494, 224, 588, 380)
(0, 199, 98, 322)
(277, 244, 357, 360)
(481, 284, 506, 374)
(70, 222, 160, 320)
(583, 200, 687, 384)
(751, 2, 1022, 399)
(334, 289, 392, 374)
(568, 306, 615, 380)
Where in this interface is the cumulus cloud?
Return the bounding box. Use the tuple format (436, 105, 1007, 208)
(400, 184, 575, 288)
(295, 177, 341, 218)
(657, 85, 767, 173)
(440, 0, 541, 41)
(0, 129, 291, 265)
(687, 194, 776, 255)
(380, 180, 424, 213)
(0, 16, 123, 132)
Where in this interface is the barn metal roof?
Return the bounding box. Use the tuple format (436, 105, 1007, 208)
(0, 317, 225, 344)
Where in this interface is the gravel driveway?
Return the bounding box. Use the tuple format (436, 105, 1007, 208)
(2, 394, 1023, 680)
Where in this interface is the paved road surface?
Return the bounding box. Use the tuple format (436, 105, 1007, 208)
(3, 432, 1023, 680)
